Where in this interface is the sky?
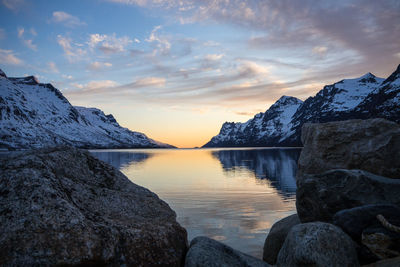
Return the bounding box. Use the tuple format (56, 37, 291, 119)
(0, 0, 399, 148)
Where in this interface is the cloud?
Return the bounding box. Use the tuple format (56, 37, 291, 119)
(88, 61, 113, 70)
(108, 0, 400, 77)
(57, 35, 86, 62)
(58, 0, 398, 113)
(30, 28, 37, 36)
(237, 60, 269, 77)
(203, 41, 220, 47)
(70, 57, 278, 105)
(69, 75, 166, 96)
(47, 62, 59, 73)
(17, 27, 24, 38)
(134, 77, 166, 87)
(200, 54, 224, 70)
(51, 11, 86, 27)
(128, 31, 195, 60)
(0, 48, 23, 65)
(130, 48, 147, 57)
(234, 56, 308, 70)
(56, 33, 134, 64)
(2, 0, 24, 11)
(107, 0, 169, 7)
(62, 74, 73, 80)
(72, 80, 119, 91)
(146, 25, 171, 56)
(235, 110, 263, 116)
(0, 28, 5, 39)
(86, 80, 119, 90)
(17, 27, 37, 51)
(312, 46, 328, 58)
(204, 54, 224, 61)
(65, 57, 354, 110)
(23, 39, 37, 51)
(87, 33, 106, 48)
(88, 33, 132, 54)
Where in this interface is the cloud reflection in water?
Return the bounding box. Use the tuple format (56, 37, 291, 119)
(90, 148, 299, 258)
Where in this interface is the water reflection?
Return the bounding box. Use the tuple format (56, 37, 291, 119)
(212, 148, 300, 197)
(90, 150, 152, 169)
(90, 148, 298, 258)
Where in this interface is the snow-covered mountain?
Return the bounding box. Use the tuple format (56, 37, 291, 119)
(0, 70, 174, 150)
(204, 64, 400, 147)
(282, 72, 386, 145)
(203, 96, 303, 147)
(352, 64, 400, 123)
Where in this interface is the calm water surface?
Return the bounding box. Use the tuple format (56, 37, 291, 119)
(91, 148, 300, 258)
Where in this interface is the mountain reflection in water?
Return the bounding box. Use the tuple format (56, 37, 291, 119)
(90, 148, 299, 258)
(211, 148, 300, 198)
(90, 150, 152, 169)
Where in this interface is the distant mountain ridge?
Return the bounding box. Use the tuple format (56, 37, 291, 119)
(0, 70, 174, 150)
(204, 96, 303, 147)
(203, 64, 400, 147)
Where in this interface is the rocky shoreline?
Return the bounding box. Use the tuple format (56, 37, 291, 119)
(263, 118, 400, 267)
(1, 118, 399, 266)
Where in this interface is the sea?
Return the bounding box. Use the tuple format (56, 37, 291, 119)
(91, 147, 300, 258)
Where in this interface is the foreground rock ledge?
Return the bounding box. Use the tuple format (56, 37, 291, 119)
(0, 147, 187, 266)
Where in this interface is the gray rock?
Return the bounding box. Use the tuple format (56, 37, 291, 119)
(277, 222, 359, 267)
(185, 236, 269, 267)
(333, 204, 400, 264)
(298, 119, 400, 179)
(333, 204, 400, 242)
(0, 147, 187, 266)
(296, 169, 400, 222)
(263, 214, 300, 264)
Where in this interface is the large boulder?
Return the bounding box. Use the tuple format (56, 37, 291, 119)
(298, 119, 400, 179)
(185, 236, 269, 267)
(277, 222, 359, 267)
(0, 147, 187, 266)
(263, 214, 300, 264)
(296, 169, 400, 222)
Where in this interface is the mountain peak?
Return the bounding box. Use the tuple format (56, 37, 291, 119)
(356, 72, 379, 84)
(0, 69, 174, 149)
(275, 95, 303, 106)
(9, 75, 40, 85)
(221, 121, 237, 127)
(359, 72, 375, 79)
(278, 95, 292, 101)
(0, 69, 6, 78)
(382, 63, 400, 85)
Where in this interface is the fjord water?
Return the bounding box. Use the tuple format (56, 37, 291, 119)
(91, 148, 300, 258)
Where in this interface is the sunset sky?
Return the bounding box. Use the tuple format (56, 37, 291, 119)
(1, 0, 399, 147)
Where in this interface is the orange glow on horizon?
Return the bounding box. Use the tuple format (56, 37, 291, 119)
(147, 129, 218, 148)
